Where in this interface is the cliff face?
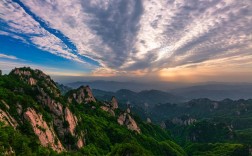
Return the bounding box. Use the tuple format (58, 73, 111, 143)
(24, 108, 65, 152)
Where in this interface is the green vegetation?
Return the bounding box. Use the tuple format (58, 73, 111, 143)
(0, 122, 56, 156)
(185, 143, 248, 156)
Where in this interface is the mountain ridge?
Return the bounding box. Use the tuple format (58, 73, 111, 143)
(0, 67, 186, 155)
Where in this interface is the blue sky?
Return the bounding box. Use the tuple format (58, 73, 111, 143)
(0, 0, 252, 82)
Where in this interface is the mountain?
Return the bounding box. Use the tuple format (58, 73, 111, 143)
(92, 89, 185, 109)
(0, 67, 186, 155)
(66, 80, 190, 92)
(171, 84, 252, 100)
(143, 98, 252, 155)
(67, 81, 252, 101)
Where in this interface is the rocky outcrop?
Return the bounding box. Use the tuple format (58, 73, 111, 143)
(3, 146, 15, 155)
(40, 96, 63, 116)
(16, 103, 22, 115)
(77, 137, 84, 148)
(101, 106, 115, 116)
(100, 97, 119, 116)
(100, 98, 140, 133)
(13, 68, 31, 76)
(160, 122, 166, 129)
(147, 118, 152, 123)
(68, 86, 96, 104)
(111, 97, 118, 109)
(24, 108, 64, 152)
(0, 109, 18, 128)
(28, 77, 37, 85)
(117, 109, 141, 134)
(1, 100, 10, 110)
(76, 132, 85, 149)
(171, 117, 197, 126)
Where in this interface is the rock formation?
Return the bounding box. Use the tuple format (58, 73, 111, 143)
(67, 86, 96, 104)
(111, 96, 118, 109)
(117, 107, 141, 134)
(0, 109, 18, 128)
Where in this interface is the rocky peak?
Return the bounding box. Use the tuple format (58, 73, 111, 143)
(100, 97, 120, 116)
(12, 68, 31, 76)
(11, 67, 60, 95)
(111, 96, 118, 109)
(67, 86, 96, 104)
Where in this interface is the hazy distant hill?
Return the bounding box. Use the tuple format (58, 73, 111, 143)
(92, 89, 185, 108)
(171, 84, 252, 100)
(67, 81, 252, 101)
(66, 80, 189, 92)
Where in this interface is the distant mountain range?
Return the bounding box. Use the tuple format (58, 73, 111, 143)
(92, 89, 185, 109)
(66, 80, 190, 92)
(171, 84, 252, 100)
(66, 81, 252, 101)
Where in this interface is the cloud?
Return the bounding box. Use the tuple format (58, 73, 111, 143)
(1, 0, 252, 77)
(0, 53, 18, 60)
(20, 0, 144, 68)
(0, 0, 89, 64)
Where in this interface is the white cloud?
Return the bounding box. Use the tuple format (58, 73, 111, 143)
(0, 53, 18, 60)
(0, 0, 88, 64)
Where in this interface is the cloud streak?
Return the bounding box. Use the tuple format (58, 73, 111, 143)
(0, 0, 88, 64)
(0, 53, 18, 60)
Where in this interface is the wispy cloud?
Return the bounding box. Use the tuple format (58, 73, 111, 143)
(0, 53, 18, 60)
(0, 0, 89, 64)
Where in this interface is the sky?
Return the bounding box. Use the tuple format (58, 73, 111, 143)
(0, 0, 252, 83)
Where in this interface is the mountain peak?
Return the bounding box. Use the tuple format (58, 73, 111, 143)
(10, 67, 60, 97)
